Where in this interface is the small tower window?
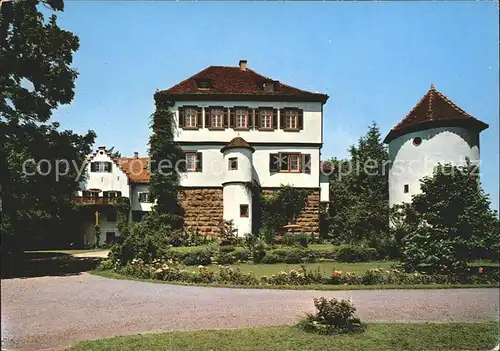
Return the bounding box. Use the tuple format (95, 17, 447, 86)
(404, 184, 409, 193)
(229, 157, 238, 170)
(240, 204, 249, 217)
(413, 137, 422, 146)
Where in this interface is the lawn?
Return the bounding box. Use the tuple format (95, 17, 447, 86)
(69, 323, 499, 351)
(26, 248, 108, 255)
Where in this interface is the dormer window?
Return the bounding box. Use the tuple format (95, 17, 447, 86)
(195, 78, 212, 90)
(263, 81, 277, 93)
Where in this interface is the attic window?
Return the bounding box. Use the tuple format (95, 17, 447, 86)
(263, 81, 276, 93)
(413, 137, 422, 146)
(195, 78, 212, 90)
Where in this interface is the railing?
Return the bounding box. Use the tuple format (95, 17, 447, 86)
(72, 196, 120, 205)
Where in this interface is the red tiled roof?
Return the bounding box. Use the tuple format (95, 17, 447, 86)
(221, 137, 255, 153)
(116, 157, 150, 184)
(384, 85, 488, 143)
(157, 65, 328, 103)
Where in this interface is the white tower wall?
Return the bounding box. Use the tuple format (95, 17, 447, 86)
(388, 126, 480, 206)
(222, 147, 253, 236)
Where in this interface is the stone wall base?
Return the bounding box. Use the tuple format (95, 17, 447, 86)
(261, 188, 320, 236)
(178, 188, 223, 237)
(178, 187, 320, 237)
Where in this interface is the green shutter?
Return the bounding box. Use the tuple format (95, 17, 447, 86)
(197, 152, 203, 172)
(178, 107, 185, 128)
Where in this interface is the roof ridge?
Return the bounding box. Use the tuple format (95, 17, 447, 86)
(433, 88, 475, 119)
(162, 66, 214, 92)
(247, 68, 323, 96)
(427, 87, 435, 120)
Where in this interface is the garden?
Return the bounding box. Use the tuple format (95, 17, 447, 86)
(95, 126, 500, 290)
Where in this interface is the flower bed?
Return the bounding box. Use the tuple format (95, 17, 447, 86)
(99, 258, 500, 287)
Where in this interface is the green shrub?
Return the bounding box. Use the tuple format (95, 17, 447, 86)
(283, 233, 310, 248)
(261, 252, 279, 264)
(215, 251, 236, 265)
(259, 226, 276, 245)
(233, 247, 251, 262)
(252, 239, 267, 264)
(333, 245, 378, 262)
(271, 247, 314, 264)
(109, 214, 172, 265)
(219, 245, 236, 253)
(297, 297, 364, 335)
(218, 219, 238, 246)
(165, 247, 214, 266)
(217, 266, 259, 285)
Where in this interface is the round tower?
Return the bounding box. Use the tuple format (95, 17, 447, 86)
(220, 137, 255, 237)
(384, 84, 488, 206)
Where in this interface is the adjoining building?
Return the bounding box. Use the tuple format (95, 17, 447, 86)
(384, 84, 489, 206)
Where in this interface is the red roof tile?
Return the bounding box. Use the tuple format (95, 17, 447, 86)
(157, 65, 328, 103)
(116, 157, 150, 184)
(384, 85, 488, 143)
(221, 137, 255, 153)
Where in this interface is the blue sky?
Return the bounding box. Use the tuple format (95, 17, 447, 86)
(50, 2, 499, 210)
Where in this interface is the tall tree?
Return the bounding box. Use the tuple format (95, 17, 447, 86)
(1, 0, 95, 275)
(400, 162, 499, 274)
(148, 96, 184, 227)
(327, 123, 390, 251)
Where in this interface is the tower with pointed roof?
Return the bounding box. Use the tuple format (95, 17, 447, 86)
(384, 85, 488, 206)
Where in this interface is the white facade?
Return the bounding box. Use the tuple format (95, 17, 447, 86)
(388, 126, 481, 206)
(79, 148, 130, 197)
(179, 144, 321, 189)
(78, 147, 153, 245)
(173, 101, 323, 144)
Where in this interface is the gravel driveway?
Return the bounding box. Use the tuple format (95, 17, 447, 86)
(2, 273, 499, 350)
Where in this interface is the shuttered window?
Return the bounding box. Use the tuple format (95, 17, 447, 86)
(90, 161, 111, 172)
(211, 108, 223, 128)
(235, 108, 248, 129)
(181, 152, 203, 172)
(184, 108, 197, 128)
(280, 108, 303, 130)
(269, 153, 311, 173)
(259, 109, 273, 129)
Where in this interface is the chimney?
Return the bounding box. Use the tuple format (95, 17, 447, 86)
(239, 60, 247, 71)
(133, 152, 139, 158)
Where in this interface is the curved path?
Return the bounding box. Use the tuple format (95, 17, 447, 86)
(2, 273, 499, 350)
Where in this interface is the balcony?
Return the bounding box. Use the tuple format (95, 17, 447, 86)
(72, 196, 120, 205)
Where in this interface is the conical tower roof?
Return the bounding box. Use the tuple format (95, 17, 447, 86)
(384, 85, 488, 143)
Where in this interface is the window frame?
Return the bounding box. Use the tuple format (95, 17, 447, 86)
(259, 109, 273, 130)
(138, 192, 151, 203)
(91, 161, 109, 173)
(240, 204, 249, 218)
(278, 152, 301, 173)
(228, 157, 238, 171)
(284, 109, 299, 130)
(234, 108, 249, 129)
(210, 107, 224, 129)
(184, 152, 198, 172)
(184, 107, 198, 129)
